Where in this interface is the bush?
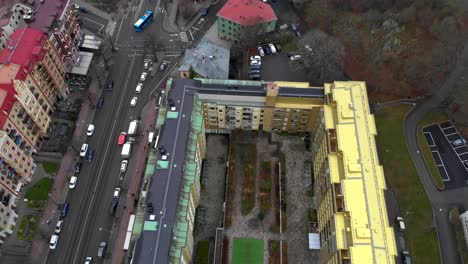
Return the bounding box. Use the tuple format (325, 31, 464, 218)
(17, 215, 40, 241)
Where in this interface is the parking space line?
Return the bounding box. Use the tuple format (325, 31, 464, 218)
(445, 132, 458, 136)
(432, 151, 443, 165)
(438, 122, 468, 173)
(424, 132, 436, 147)
(441, 126, 454, 130)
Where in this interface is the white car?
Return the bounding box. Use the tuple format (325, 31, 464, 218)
(140, 72, 147, 81)
(113, 188, 121, 199)
(120, 160, 128, 173)
(69, 176, 77, 189)
(396, 216, 406, 231)
(250, 60, 261, 66)
(80, 144, 88, 157)
(54, 220, 63, 234)
(135, 83, 143, 93)
(268, 43, 277, 54)
(144, 61, 150, 69)
(73, 4, 80, 9)
(130, 97, 138, 107)
(85, 257, 93, 264)
(289, 55, 302, 61)
(49, 234, 59, 249)
(86, 124, 95, 136)
(257, 46, 265, 56)
(250, 55, 261, 61)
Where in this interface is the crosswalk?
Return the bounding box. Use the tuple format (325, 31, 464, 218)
(105, 20, 117, 37)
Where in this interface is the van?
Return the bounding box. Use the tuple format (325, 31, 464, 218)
(148, 132, 154, 144)
(452, 139, 466, 147)
(60, 202, 69, 218)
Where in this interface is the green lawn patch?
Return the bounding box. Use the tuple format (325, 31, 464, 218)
(25, 178, 53, 200)
(450, 208, 468, 263)
(418, 111, 448, 190)
(232, 237, 264, 264)
(17, 214, 40, 241)
(375, 105, 440, 263)
(194, 240, 210, 264)
(41, 161, 59, 174)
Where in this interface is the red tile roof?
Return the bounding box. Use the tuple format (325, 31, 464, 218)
(0, 83, 17, 129)
(0, 27, 47, 80)
(217, 0, 277, 26)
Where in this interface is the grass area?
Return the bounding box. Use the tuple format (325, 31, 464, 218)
(26, 200, 47, 209)
(225, 135, 236, 228)
(241, 143, 257, 215)
(232, 237, 264, 264)
(270, 161, 281, 233)
(41, 161, 59, 174)
(268, 240, 280, 264)
(25, 178, 53, 201)
(375, 105, 440, 263)
(417, 110, 448, 190)
(450, 208, 468, 263)
(194, 240, 210, 264)
(17, 214, 40, 241)
(259, 161, 272, 219)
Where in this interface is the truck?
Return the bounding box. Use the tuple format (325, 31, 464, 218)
(121, 142, 132, 158)
(127, 120, 139, 141)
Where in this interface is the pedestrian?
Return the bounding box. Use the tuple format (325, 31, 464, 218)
(46, 220, 50, 225)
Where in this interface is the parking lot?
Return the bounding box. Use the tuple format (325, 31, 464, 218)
(423, 120, 468, 189)
(244, 45, 309, 82)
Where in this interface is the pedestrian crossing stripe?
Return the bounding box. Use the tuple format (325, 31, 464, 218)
(105, 20, 117, 37)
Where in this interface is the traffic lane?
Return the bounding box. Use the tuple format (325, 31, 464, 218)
(423, 124, 468, 189)
(434, 204, 461, 264)
(76, 55, 145, 262)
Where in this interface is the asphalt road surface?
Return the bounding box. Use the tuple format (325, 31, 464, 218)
(46, 0, 180, 262)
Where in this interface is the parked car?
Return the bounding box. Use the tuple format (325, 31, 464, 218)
(79, 7, 88, 13)
(452, 139, 466, 147)
(87, 124, 95, 136)
(106, 80, 114, 91)
(159, 61, 168, 71)
(257, 46, 265, 56)
(263, 46, 271, 55)
(295, 30, 303, 38)
(120, 160, 128, 173)
(289, 54, 302, 61)
(140, 72, 147, 81)
(401, 251, 412, 264)
(144, 61, 150, 70)
(97, 241, 107, 258)
(147, 202, 154, 213)
(49, 235, 59, 250)
(201, 7, 209, 16)
(135, 83, 143, 93)
(74, 161, 82, 174)
(87, 148, 94, 162)
(80, 144, 88, 157)
(268, 43, 277, 54)
(60, 202, 69, 218)
(69, 176, 77, 189)
(85, 257, 93, 264)
(249, 65, 261, 70)
(118, 132, 126, 145)
(109, 199, 118, 216)
(54, 220, 64, 234)
(396, 216, 405, 231)
(250, 60, 261, 66)
(168, 98, 174, 107)
(250, 55, 261, 61)
(275, 43, 282, 52)
(73, 3, 80, 9)
(97, 97, 104, 109)
(130, 97, 138, 107)
(249, 69, 260, 74)
(249, 73, 260, 80)
(113, 188, 121, 199)
(291, 23, 298, 31)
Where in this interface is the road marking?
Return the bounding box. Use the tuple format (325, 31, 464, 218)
(149, 62, 178, 102)
(115, 19, 124, 41)
(105, 20, 117, 37)
(82, 17, 105, 31)
(71, 56, 136, 264)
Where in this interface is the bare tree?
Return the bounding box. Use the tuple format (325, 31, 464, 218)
(238, 18, 266, 48)
(178, 0, 196, 20)
(298, 30, 345, 83)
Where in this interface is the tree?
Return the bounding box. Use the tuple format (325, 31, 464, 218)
(178, 0, 196, 20)
(188, 65, 196, 79)
(238, 18, 266, 48)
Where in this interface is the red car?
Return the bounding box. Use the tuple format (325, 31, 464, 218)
(118, 132, 126, 145)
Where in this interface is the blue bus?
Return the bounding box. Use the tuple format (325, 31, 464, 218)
(134, 10, 154, 32)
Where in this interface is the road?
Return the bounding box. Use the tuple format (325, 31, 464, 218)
(47, 0, 181, 262)
(404, 40, 468, 264)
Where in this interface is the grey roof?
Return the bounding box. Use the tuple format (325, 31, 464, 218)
(67, 51, 93, 75)
(179, 39, 230, 79)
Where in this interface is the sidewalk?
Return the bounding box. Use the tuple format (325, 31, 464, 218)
(111, 98, 158, 264)
(28, 74, 105, 264)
